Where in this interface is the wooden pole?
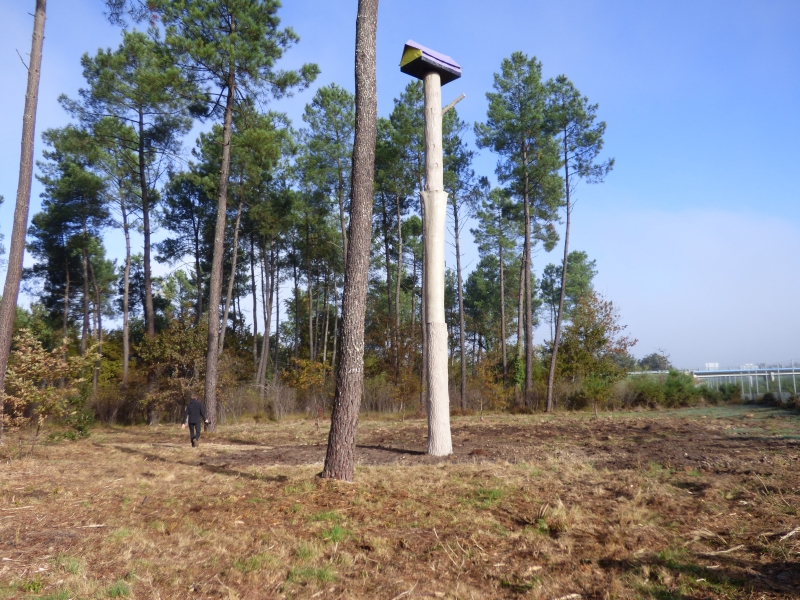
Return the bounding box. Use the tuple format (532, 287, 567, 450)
(422, 71, 452, 456)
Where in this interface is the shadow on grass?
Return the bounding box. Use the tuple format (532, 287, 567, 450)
(356, 444, 426, 456)
(598, 550, 800, 597)
(112, 445, 289, 482)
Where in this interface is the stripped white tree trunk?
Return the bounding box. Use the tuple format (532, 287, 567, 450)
(422, 71, 452, 456)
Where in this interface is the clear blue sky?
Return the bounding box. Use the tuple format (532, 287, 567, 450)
(1, 0, 799, 369)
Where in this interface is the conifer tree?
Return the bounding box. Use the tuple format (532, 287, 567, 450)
(443, 109, 485, 410)
(475, 53, 563, 407)
(545, 75, 613, 412)
(152, 0, 318, 429)
(322, 0, 379, 481)
(0, 0, 46, 441)
(61, 30, 198, 341)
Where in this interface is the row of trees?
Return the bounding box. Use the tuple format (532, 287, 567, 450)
(1, 1, 638, 454)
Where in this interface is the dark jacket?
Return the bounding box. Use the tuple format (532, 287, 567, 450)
(184, 399, 206, 424)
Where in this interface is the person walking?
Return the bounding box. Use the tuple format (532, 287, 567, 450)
(182, 396, 209, 447)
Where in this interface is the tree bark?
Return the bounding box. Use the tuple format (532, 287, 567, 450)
(0, 0, 46, 440)
(218, 200, 243, 353)
(203, 68, 236, 431)
(322, 0, 379, 481)
(546, 130, 571, 412)
(422, 71, 452, 456)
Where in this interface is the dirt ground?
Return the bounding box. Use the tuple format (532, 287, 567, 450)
(1, 405, 798, 599)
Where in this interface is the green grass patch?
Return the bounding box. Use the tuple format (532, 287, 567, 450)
(287, 566, 337, 584)
(54, 553, 83, 575)
(475, 487, 504, 508)
(309, 510, 342, 523)
(106, 581, 130, 598)
(320, 524, 351, 543)
(284, 480, 316, 495)
(20, 578, 44, 593)
(295, 544, 316, 561)
(233, 551, 274, 573)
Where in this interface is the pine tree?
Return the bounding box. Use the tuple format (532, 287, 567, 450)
(545, 75, 613, 412)
(475, 53, 563, 408)
(152, 0, 318, 429)
(60, 30, 199, 341)
(443, 108, 485, 410)
(322, 0, 379, 482)
(0, 0, 46, 441)
(472, 188, 518, 384)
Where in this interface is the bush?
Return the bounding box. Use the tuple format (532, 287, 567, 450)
(622, 370, 703, 408)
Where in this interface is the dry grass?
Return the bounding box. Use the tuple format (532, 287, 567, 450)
(1, 405, 798, 599)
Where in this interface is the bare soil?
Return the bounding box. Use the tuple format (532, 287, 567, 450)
(1, 405, 798, 599)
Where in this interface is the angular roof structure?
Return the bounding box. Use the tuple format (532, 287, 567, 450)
(399, 40, 462, 85)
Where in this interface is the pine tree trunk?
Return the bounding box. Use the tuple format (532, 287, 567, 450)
(330, 278, 337, 382)
(218, 200, 243, 353)
(337, 155, 348, 261)
(195, 228, 203, 322)
(250, 235, 258, 368)
(322, 275, 330, 368)
(62, 262, 70, 341)
(546, 132, 571, 412)
(274, 255, 280, 376)
(81, 241, 90, 357)
(121, 199, 131, 388)
(515, 257, 524, 403)
(395, 191, 403, 372)
(522, 145, 533, 407)
(321, 0, 379, 481)
(382, 199, 393, 356)
(138, 107, 156, 340)
(293, 261, 299, 359)
(89, 260, 101, 396)
(499, 243, 507, 385)
(0, 0, 46, 440)
(203, 69, 236, 431)
(453, 198, 467, 411)
(257, 239, 273, 386)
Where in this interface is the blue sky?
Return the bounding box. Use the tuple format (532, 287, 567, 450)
(1, 0, 799, 369)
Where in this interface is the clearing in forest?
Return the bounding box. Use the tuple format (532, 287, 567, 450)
(1, 405, 798, 599)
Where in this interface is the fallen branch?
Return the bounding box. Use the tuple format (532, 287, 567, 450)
(390, 583, 417, 600)
(699, 545, 744, 556)
(779, 527, 800, 542)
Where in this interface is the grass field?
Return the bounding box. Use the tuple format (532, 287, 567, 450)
(1, 404, 798, 599)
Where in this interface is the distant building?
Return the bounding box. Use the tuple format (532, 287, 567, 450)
(704, 362, 719, 370)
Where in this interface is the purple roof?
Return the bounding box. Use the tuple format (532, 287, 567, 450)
(400, 39, 462, 84)
(403, 40, 461, 72)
